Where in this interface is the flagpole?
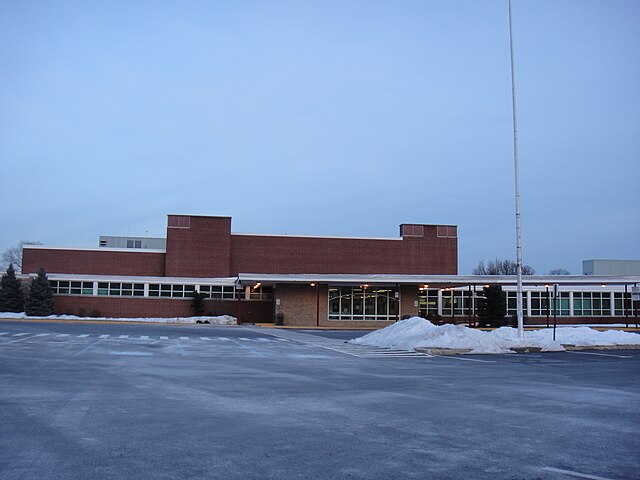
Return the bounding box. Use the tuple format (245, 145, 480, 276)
(508, 0, 525, 339)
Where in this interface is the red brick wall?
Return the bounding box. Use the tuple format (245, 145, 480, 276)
(230, 225, 457, 275)
(165, 216, 231, 278)
(22, 217, 457, 279)
(52, 296, 273, 323)
(22, 249, 166, 276)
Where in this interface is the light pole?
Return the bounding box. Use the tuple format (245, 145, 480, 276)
(508, 0, 525, 339)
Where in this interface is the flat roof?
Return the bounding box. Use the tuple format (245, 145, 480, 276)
(19, 273, 237, 285)
(23, 246, 166, 254)
(237, 273, 640, 286)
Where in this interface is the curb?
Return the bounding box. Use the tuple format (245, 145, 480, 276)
(0, 317, 239, 326)
(562, 344, 640, 351)
(414, 347, 472, 355)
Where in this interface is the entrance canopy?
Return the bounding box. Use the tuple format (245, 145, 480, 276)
(236, 273, 640, 288)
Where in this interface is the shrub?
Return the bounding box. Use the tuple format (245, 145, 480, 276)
(0, 264, 24, 312)
(24, 268, 55, 316)
(190, 291, 207, 316)
(477, 285, 507, 328)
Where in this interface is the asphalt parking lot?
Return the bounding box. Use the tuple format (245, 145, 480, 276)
(1, 320, 639, 480)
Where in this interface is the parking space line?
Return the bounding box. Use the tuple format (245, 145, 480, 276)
(71, 338, 106, 357)
(430, 355, 497, 363)
(218, 337, 230, 341)
(0, 332, 8, 335)
(13, 333, 29, 337)
(34, 333, 50, 337)
(180, 336, 189, 340)
(542, 466, 616, 480)
(200, 337, 210, 340)
(176, 339, 188, 357)
(228, 338, 266, 357)
(238, 337, 250, 341)
(566, 351, 633, 359)
(119, 335, 129, 339)
(78, 334, 90, 338)
(160, 336, 169, 340)
(139, 336, 149, 340)
(6, 336, 34, 344)
(99, 335, 110, 339)
(56, 334, 70, 337)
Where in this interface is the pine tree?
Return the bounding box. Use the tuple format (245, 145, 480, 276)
(0, 264, 24, 312)
(190, 291, 207, 317)
(477, 285, 507, 328)
(24, 268, 55, 316)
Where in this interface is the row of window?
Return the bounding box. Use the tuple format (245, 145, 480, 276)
(418, 289, 636, 318)
(329, 286, 398, 321)
(48, 281, 274, 301)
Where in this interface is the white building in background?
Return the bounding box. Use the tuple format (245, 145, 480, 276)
(583, 260, 640, 276)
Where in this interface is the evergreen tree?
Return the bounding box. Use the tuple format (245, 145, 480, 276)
(190, 291, 207, 317)
(24, 268, 55, 316)
(0, 264, 24, 312)
(477, 285, 507, 327)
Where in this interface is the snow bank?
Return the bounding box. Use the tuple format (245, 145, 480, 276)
(349, 317, 640, 354)
(0, 312, 237, 325)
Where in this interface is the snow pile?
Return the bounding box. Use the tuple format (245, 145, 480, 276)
(349, 317, 640, 354)
(0, 312, 237, 325)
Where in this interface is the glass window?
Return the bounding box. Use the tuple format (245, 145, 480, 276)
(327, 286, 398, 321)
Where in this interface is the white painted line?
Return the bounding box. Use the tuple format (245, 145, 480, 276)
(34, 333, 50, 337)
(180, 336, 189, 340)
(176, 339, 188, 357)
(6, 336, 35, 344)
(238, 337, 250, 341)
(431, 355, 496, 363)
(361, 354, 427, 358)
(200, 337, 210, 340)
(109, 351, 153, 356)
(56, 334, 70, 337)
(98, 335, 110, 339)
(567, 351, 632, 359)
(542, 466, 616, 480)
(0, 332, 8, 335)
(13, 333, 29, 337)
(218, 337, 230, 341)
(119, 335, 129, 339)
(77, 334, 90, 338)
(255, 338, 270, 342)
(139, 336, 149, 340)
(72, 338, 106, 357)
(160, 336, 169, 340)
(275, 338, 288, 341)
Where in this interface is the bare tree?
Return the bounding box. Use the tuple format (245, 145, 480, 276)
(548, 268, 570, 275)
(472, 258, 535, 275)
(1, 240, 42, 273)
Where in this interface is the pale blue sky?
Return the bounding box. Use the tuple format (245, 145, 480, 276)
(1, 0, 638, 274)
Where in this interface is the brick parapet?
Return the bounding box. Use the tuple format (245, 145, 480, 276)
(165, 216, 231, 278)
(22, 249, 166, 277)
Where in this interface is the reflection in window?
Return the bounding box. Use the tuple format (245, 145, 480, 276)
(328, 286, 397, 321)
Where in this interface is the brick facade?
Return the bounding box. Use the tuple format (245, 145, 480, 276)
(23, 216, 457, 278)
(19, 214, 459, 323)
(22, 248, 165, 277)
(165, 215, 232, 278)
(400, 285, 419, 318)
(52, 296, 272, 323)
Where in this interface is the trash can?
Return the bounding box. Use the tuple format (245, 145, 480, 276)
(276, 313, 284, 326)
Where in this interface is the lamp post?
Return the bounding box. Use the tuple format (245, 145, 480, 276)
(508, 0, 525, 339)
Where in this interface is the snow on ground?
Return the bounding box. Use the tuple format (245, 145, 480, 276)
(349, 317, 640, 354)
(0, 312, 237, 325)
